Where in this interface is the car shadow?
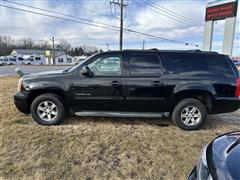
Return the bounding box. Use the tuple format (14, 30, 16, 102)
(63, 115, 172, 128)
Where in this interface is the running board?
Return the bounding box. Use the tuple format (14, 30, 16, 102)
(75, 111, 169, 118)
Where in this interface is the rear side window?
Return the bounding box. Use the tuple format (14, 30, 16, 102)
(167, 53, 234, 77)
(127, 53, 162, 77)
(206, 55, 232, 72)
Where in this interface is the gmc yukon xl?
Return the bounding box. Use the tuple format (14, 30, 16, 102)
(14, 50, 240, 130)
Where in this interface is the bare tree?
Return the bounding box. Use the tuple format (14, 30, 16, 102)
(37, 40, 51, 50)
(56, 39, 71, 53)
(17, 37, 35, 49)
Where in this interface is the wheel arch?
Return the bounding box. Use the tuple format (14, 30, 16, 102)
(172, 89, 214, 113)
(27, 88, 68, 112)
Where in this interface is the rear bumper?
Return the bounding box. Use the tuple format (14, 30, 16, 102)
(211, 97, 240, 114)
(14, 92, 30, 114)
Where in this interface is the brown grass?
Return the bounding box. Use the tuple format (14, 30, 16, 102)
(0, 76, 239, 180)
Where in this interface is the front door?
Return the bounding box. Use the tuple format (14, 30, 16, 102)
(124, 52, 168, 112)
(71, 53, 125, 112)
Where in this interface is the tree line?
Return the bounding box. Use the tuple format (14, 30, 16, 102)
(0, 35, 101, 57)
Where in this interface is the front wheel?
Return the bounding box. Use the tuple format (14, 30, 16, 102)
(171, 98, 207, 131)
(30, 93, 66, 125)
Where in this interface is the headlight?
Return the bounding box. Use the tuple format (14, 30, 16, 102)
(17, 78, 23, 92)
(196, 145, 213, 180)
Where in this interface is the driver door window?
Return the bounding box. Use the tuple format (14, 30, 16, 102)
(88, 55, 121, 76)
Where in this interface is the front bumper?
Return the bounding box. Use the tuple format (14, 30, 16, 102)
(14, 92, 30, 114)
(212, 97, 240, 114)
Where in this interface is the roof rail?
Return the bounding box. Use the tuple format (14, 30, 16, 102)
(149, 48, 159, 51)
(186, 49, 202, 52)
(186, 49, 219, 54)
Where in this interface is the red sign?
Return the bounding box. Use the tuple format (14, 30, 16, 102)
(205, 1, 238, 21)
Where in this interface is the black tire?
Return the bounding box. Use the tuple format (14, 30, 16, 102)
(171, 98, 207, 131)
(30, 93, 66, 125)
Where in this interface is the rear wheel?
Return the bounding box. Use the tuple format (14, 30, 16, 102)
(30, 93, 66, 125)
(171, 98, 207, 130)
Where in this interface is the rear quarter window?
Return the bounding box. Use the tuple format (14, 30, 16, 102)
(166, 53, 234, 77)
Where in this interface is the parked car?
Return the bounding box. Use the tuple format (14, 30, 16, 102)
(233, 60, 240, 67)
(0, 57, 8, 66)
(22, 55, 45, 65)
(7, 57, 17, 65)
(188, 131, 240, 180)
(14, 49, 240, 130)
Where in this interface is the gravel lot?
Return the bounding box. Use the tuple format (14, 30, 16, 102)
(0, 65, 72, 76)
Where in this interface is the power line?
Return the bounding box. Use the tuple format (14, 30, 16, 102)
(0, 4, 119, 31)
(1, 4, 199, 47)
(147, 0, 203, 26)
(136, 0, 202, 27)
(3, 0, 119, 29)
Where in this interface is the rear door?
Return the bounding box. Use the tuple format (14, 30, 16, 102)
(123, 52, 168, 112)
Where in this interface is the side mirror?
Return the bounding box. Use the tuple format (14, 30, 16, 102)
(80, 66, 93, 77)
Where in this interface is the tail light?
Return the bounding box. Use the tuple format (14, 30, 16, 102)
(236, 77, 240, 97)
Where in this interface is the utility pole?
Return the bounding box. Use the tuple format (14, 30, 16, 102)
(142, 40, 145, 50)
(50, 37, 55, 65)
(106, 43, 109, 51)
(110, 0, 128, 51)
(119, 0, 124, 51)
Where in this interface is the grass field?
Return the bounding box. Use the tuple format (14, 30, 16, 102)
(0, 76, 240, 180)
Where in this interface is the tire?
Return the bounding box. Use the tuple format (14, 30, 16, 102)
(171, 98, 207, 131)
(30, 93, 66, 125)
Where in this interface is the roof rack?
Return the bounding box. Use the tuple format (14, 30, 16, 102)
(149, 48, 159, 51)
(186, 49, 202, 52)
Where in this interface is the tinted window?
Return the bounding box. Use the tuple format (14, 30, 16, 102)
(35, 57, 41, 60)
(167, 53, 233, 77)
(127, 54, 162, 77)
(207, 55, 232, 72)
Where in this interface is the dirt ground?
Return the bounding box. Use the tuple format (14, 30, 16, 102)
(0, 76, 239, 180)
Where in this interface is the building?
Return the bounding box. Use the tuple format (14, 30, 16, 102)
(11, 49, 65, 65)
(55, 54, 75, 65)
(74, 55, 88, 64)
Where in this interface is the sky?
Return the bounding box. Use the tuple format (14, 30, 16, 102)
(0, 0, 239, 56)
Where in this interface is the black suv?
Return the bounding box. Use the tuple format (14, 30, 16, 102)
(14, 50, 240, 130)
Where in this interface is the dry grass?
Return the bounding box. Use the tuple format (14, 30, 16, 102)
(0, 76, 239, 180)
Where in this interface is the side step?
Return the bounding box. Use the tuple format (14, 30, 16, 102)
(75, 111, 170, 118)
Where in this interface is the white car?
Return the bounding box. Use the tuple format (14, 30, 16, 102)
(233, 60, 240, 67)
(7, 57, 18, 65)
(0, 57, 8, 66)
(22, 56, 45, 65)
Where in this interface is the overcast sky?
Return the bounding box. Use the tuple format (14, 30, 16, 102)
(0, 0, 239, 56)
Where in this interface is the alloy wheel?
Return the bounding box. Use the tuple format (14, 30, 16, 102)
(180, 106, 201, 126)
(37, 101, 58, 121)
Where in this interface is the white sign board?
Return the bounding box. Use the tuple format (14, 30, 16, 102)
(207, 0, 237, 7)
